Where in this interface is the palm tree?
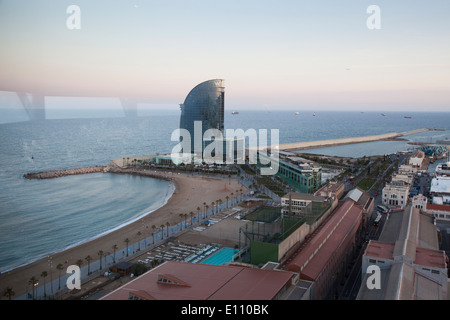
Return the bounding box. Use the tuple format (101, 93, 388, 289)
(41, 270, 48, 297)
(56, 264, 64, 290)
(179, 213, 185, 228)
(137, 231, 142, 251)
(151, 225, 156, 244)
(203, 202, 207, 217)
(124, 238, 130, 257)
(28, 276, 38, 300)
(196, 206, 201, 224)
(211, 202, 215, 214)
(112, 244, 118, 263)
(3, 287, 15, 300)
(166, 221, 170, 237)
(98, 250, 104, 269)
(103, 251, 110, 269)
(184, 213, 188, 227)
(85, 255, 92, 275)
(225, 195, 229, 208)
(189, 211, 194, 226)
(160, 224, 165, 240)
(205, 205, 209, 218)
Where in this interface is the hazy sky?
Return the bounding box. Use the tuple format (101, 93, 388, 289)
(0, 0, 449, 111)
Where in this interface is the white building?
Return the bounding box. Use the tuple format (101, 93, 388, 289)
(391, 173, 414, 185)
(382, 181, 410, 208)
(408, 150, 425, 168)
(398, 164, 418, 175)
(412, 194, 427, 209)
(280, 192, 326, 215)
(430, 176, 450, 205)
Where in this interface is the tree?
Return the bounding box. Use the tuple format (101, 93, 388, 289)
(112, 244, 118, 263)
(98, 250, 104, 269)
(179, 213, 185, 228)
(28, 276, 38, 300)
(137, 231, 142, 251)
(124, 238, 130, 257)
(3, 287, 15, 300)
(56, 264, 64, 291)
(160, 224, 165, 240)
(41, 270, 48, 297)
(151, 225, 156, 244)
(189, 211, 194, 226)
(225, 195, 229, 208)
(166, 221, 170, 237)
(197, 206, 201, 224)
(85, 255, 92, 275)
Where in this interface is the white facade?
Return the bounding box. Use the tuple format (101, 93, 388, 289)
(382, 182, 410, 208)
(391, 173, 414, 185)
(408, 150, 425, 167)
(398, 164, 418, 175)
(412, 194, 427, 209)
(430, 176, 450, 205)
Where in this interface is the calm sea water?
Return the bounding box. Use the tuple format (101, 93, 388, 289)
(1, 107, 449, 272)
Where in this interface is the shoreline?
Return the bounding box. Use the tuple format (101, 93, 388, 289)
(1, 168, 245, 300)
(1, 178, 176, 274)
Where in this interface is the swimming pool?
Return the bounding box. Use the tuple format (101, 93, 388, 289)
(201, 247, 239, 266)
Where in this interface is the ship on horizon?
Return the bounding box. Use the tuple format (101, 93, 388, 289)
(231, 111, 239, 115)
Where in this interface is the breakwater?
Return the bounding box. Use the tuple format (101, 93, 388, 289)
(23, 165, 173, 183)
(276, 128, 435, 152)
(24, 166, 107, 180)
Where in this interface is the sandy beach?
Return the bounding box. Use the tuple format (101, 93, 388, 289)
(0, 170, 245, 300)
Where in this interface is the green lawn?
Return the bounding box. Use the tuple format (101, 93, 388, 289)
(357, 178, 376, 191)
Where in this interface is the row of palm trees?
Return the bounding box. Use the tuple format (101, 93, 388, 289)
(3, 187, 248, 300)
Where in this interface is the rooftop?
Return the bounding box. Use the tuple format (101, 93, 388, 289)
(100, 261, 296, 300)
(283, 199, 363, 279)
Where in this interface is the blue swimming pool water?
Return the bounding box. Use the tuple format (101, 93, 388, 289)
(201, 247, 238, 266)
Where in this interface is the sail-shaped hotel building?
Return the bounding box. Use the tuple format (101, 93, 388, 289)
(179, 79, 225, 156)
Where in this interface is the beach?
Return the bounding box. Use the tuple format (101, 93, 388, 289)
(0, 170, 245, 300)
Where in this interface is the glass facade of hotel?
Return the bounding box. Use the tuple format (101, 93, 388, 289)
(179, 79, 225, 154)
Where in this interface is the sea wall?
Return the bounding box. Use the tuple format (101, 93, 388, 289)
(24, 166, 106, 180)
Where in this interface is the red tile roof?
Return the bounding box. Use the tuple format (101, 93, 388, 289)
(284, 200, 363, 280)
(426, 203, 450, 212)
(101, 261, 296, 300)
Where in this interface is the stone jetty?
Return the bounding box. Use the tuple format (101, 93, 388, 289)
(24, 166, 107, 180)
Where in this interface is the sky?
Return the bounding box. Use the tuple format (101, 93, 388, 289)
(0, 0, 449, 112)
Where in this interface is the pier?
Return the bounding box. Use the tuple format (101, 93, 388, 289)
(275, 128, 438, 152)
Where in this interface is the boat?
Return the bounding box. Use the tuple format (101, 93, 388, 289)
(295, 112, 300, 115)
(313, 112, 316, 116)
(231, 111, 239, 115)
(404, 116, 412, 119)
(381, 113, 386, 116)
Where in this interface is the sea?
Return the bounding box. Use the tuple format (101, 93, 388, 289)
(1, 104, 450, 273)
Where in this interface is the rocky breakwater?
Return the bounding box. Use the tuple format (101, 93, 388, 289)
(24, 166, 107, 180)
